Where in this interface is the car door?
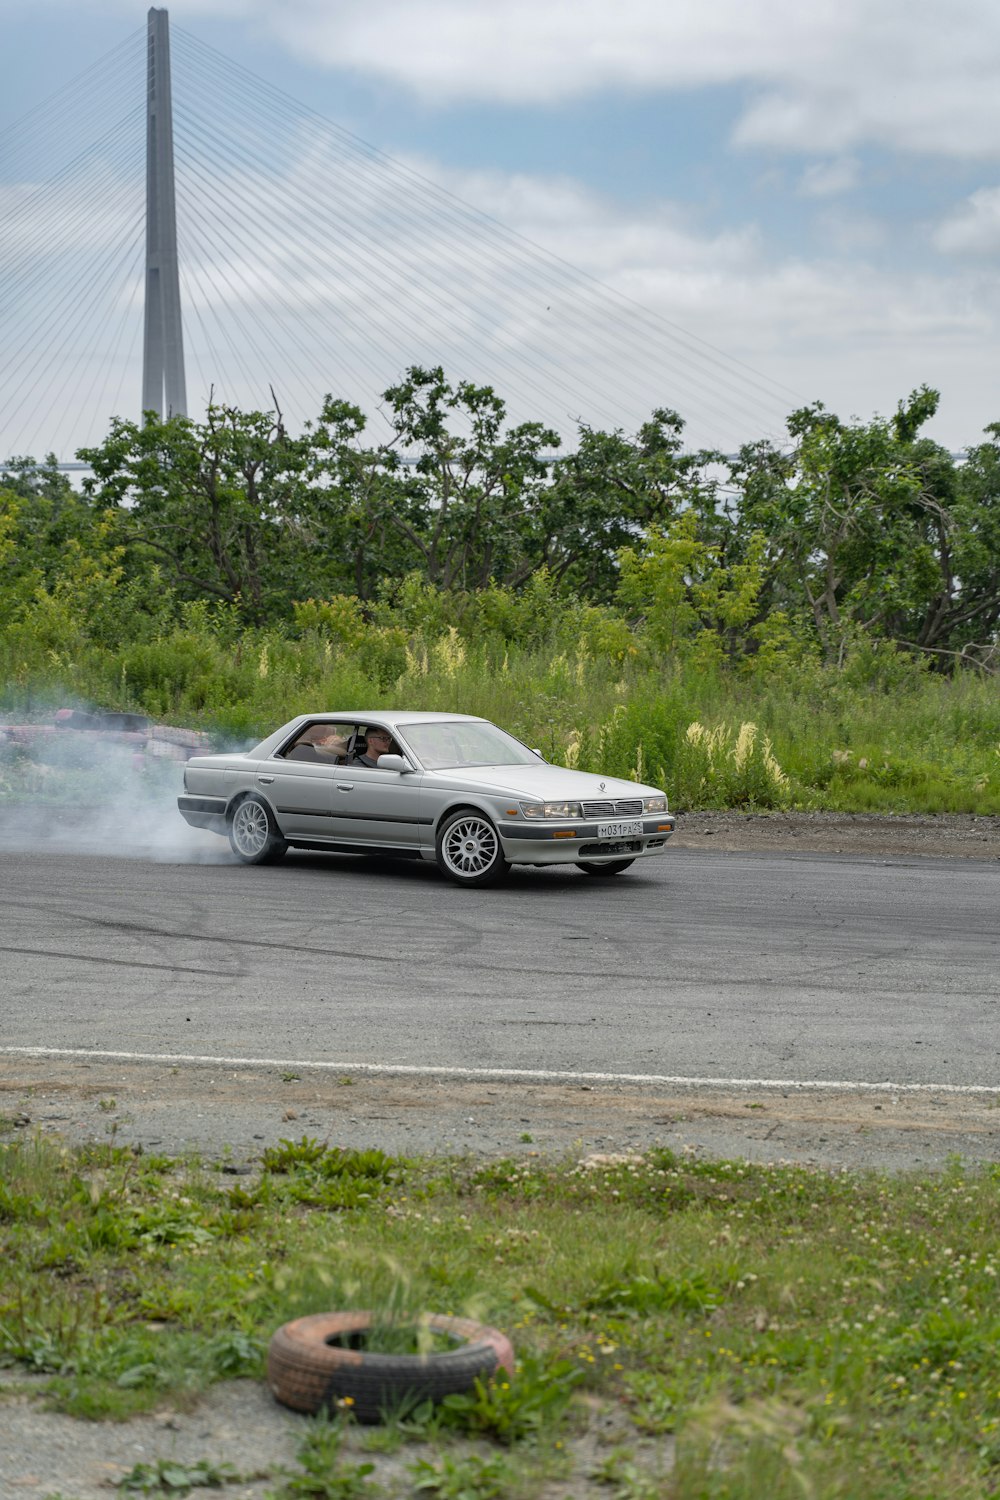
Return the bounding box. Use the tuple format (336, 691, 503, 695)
(254, 756, 339, 839)
(326, 761, 425, 850)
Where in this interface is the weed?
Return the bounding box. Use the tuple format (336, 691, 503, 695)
(205, 1329, 264, 1378)
(261, 1136, 330, 1170)
(622, 1371, 680, 1434)
(261, 1138, 398, 1183)
(582, 1267, 723, 1316)
(267, 1415, 377, 1498)
(258, 1139, 402, 1214)
(117, 1457, 241, 1493)
(439, 1353, 583, 1445)
(591, 1447, 666, 1499)
(409, 1450, 514, 1498)
(281, 1073, 301, 1084)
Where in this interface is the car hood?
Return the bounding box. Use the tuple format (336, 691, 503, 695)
(424, 763, 664, 802)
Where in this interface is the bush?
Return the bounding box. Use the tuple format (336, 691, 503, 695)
(672, 720, 793, 809)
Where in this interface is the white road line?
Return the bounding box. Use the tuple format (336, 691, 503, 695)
(1, 1045, 999, 1095)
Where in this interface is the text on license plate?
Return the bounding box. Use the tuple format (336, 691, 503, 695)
(597, 819, 643, 839)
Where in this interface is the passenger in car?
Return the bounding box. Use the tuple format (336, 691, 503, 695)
(285, 727, 349, 763)
(350, 728, 397, 767)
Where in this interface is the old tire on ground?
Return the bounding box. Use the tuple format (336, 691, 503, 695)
(267, 1311, 515, 1422)
(228, 794, 288, 865)
(579, 859, 635, 876)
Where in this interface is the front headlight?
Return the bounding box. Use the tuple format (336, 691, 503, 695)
(643, 795, 667, 813)
(519, 801, 582, 819)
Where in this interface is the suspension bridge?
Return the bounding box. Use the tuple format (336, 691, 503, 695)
(0, 9, 797, 466)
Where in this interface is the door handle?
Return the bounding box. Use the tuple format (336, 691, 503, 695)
(337, 783, 354, 792)
(257, 775, 275, 784)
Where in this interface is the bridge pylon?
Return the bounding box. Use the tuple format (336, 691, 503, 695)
(142, 7, 187, 421)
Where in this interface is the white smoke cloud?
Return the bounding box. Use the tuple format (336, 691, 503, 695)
(0, 718, 235, 864)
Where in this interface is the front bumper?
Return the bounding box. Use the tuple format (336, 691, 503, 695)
(498, 815, 676, 866)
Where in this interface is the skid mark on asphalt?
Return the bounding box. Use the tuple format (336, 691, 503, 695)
(2, 930, 994, 994)
(0, 945, 236, 977)
(4, 940, 991, 994)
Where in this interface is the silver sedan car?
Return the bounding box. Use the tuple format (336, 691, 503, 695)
(177, 711, 676, 887)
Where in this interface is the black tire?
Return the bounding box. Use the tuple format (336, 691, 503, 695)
(436, 809, 509, 888)
(228, 794, 288, 865)
(267, 1311, 515, 1423)
(579, 859, 635, 876)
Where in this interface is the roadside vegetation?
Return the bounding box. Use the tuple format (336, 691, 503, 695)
(2, 370, 999, 814)
(2, 1131, 1000, 1497)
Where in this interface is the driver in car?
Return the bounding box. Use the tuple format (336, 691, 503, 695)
(351, 728, 397, 767)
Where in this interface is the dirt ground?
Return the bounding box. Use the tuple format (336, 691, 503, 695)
(670, 807, 1000, 861)
(3, 1055, 1000, 1176)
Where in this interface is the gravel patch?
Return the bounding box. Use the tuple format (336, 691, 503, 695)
(671, 809, 1000, 860)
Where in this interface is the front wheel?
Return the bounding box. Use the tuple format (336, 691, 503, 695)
(436, 810, 509, 888)
(228, 795, 288, 865)
(579, 859, 634, 876)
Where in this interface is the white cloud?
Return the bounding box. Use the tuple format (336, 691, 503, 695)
(5, 0, 1000, 160)
(797, 158, 859, 199)
(934, 186, 1000, 255)
(173, 0, 1000, 161)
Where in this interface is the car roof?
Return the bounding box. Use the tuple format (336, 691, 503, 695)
(305, 711, 487, 726)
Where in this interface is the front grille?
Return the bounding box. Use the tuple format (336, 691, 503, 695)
(581, 798, 643, 818)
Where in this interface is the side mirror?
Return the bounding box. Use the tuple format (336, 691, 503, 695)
(531, 747, 544, 758)
(376, 754, 413, 774)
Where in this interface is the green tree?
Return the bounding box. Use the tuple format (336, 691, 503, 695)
(360, 365, 561, 592)
(544, 409, 717, 599)
(728, 387, 993, 667)
(617, 510, 769, 665)
(939, 425, 1000, 668)
(345, 373, 719, 600)
(79, 401, 366, 621)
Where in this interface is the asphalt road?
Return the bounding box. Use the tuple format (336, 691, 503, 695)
(2, 845, 999, 1088)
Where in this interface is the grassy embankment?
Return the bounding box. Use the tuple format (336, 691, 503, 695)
(2, 1131, 1000, 1497)
(1, 599, 999, 814)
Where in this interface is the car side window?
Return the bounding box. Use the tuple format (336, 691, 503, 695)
(281, 723, 354, 763)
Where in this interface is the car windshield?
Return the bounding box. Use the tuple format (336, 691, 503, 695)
(402, 720, 540, 770)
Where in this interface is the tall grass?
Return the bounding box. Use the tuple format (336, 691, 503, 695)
(1, 592, 998, 814)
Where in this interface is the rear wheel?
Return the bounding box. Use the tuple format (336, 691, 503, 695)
(228, 795, 288, 865)
(579, 859, 634, 876)
(437, 810, 509, 888)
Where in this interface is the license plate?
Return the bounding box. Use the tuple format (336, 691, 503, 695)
(597, 819, 642, 839)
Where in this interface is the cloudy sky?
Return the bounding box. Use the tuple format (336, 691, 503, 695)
(2, 0, 999, 455)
